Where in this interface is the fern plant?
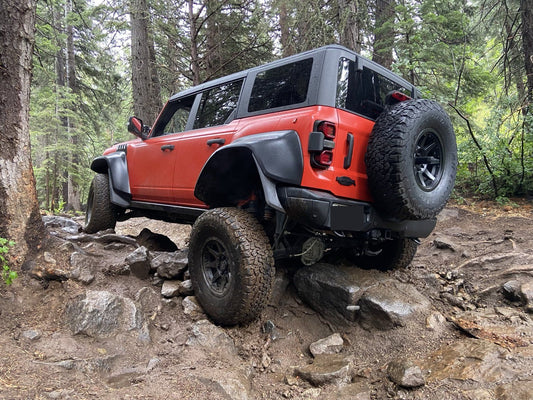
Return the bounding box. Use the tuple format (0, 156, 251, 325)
(0, 237, 17, 285)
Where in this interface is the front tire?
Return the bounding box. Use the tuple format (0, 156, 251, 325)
(188, 208, 275, 325)
(84, 173, 118, 233)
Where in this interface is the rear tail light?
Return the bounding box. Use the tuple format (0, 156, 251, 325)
(390, 91, 411, 103)
(309, 120, 336, 169)
(317, 121, 336, 140)
(314, 150, 333, 167)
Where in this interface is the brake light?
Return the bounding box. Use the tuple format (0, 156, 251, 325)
(390, 91, 411, 102)
(317, 121, 336, 139)
(309, 120, 336, 169)
(314, 150, 333, 167)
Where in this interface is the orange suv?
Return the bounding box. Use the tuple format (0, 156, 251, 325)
(85, 45, 457, 325)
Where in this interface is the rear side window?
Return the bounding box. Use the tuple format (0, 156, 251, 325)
(336, 58, 410, 120)
(194, 79, 243, 129)
(248, 58, 313, 112)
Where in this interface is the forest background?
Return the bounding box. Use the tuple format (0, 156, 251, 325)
(30, 0, 533, 213)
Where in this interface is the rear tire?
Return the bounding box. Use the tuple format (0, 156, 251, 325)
(366, 99, 457, 220)
(188, 208, 275, 325)
(84, 174, 118, 233)
(348, 238, 418, 270)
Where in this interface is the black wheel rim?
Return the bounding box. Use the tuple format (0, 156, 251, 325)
(414, 129, 444, 191)
(200, 237, 232, 296)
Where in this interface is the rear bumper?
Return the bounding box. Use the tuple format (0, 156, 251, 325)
(277, 187, 436, 238)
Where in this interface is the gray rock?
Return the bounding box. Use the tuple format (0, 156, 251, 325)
(309, 333, 344, 357)
(426, 311, 447, 331)
(42, 215, 81, 234)
(153, 251, 188, 279)
(182, 296, 205, 320)
(43, 252, 57, 265)
(186, 319, 236, 354)
(135, 287, 161, 316)
(178, 279, 194, 296)
(357, 280, 432, 330)
(161, 280, 181, 298)
(433, 236, 458, 251)
(262, 320, 282, 341)
(502, 279, 533, 311)
(65, 290, 149, 341)
(21, 329, 41, 341)
(136, 228, 178, 252)
(387, 359, 425, 388)
(69, 252, 96, 284)
(293, 263, 382, 323)
(502, 280, 523, 302)
(125, 246, 151, 279)
(295, 354, 351, 386)
(196, 372, 251, 400)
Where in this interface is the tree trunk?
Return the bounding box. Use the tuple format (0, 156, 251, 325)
(130, 0, 162, 125)
(337, 0, 363, 53)
(66, 0, 81, 211)
(279, 1, 295, 57)
(0, 0, 45, 262)
(373, 0, 395, 69)
(188, 0, 202, 85)
(521, 0, 533, 105)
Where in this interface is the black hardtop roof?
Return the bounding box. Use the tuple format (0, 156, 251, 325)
(168, 44, 416, 102)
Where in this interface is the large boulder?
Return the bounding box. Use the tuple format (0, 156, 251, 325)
(293, 264, 382, 323)
(65, 290, 150, 342)
(357, 280, 432, 330)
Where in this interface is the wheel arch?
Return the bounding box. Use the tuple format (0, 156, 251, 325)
(194, 130, 303, 211)
(90, 152, 131, 208)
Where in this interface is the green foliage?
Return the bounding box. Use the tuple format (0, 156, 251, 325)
(28, 0, 532, 203)
(31, 0, 131, 211)
(0, 238, 17, 286)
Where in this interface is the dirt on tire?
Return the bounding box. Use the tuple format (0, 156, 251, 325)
(188, 207, 275, 325)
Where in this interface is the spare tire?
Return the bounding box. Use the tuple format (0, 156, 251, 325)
(365, 99, 457, 220)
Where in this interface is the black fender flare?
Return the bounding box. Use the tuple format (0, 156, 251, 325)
(194, 130, 303, 211)
(90, 152, 131, 208)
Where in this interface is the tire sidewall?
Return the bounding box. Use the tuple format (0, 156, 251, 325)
(399, 107, 457, 218)
(366, 99, 457, 220)
(189, 220, 244, 322)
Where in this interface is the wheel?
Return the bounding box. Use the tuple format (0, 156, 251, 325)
(84, 173, 118, 233)
(188, 207, 275, 325)
(348, 238, 418, 270)
(365, 99, 457, 220)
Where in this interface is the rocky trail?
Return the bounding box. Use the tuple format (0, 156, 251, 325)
(1, 202, 532, 399)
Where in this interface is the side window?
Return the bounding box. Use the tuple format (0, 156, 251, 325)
(248, 58, 313, 113)
(194, 80, 243, 129)
(151, 95, 196, 137)
(336, 58, 410, 120)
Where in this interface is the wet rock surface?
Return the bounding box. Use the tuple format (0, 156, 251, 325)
(2, 205, 533, 399)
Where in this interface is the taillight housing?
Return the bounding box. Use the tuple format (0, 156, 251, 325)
(314, 150, 333, 167)
(317, 121, 336, 140)
(309, 120, 336, 169)
(387, 90, 412, 105)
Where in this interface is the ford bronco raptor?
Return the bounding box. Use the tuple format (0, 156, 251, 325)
(85, 45, 457, 325)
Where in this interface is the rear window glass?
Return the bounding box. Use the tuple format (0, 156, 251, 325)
(336, 58, 410, 120)
(248, 58, 313, 112)
(194, 80, 243, 129)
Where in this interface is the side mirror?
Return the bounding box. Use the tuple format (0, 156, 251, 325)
(128, 116, 148, 139)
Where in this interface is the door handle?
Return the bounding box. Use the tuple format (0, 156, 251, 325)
(207, 138, 225, 147)
(344, 133, 354, 169)
(161, 145, 175, 151)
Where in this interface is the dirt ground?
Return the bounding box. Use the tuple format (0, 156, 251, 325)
(0, 199, 532, 399)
